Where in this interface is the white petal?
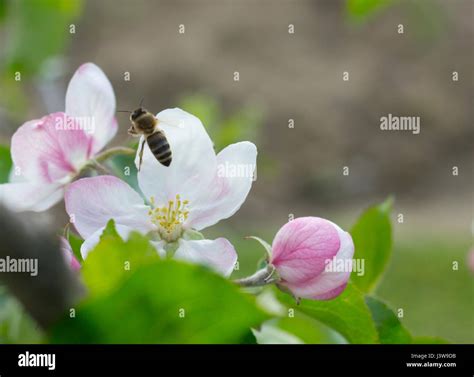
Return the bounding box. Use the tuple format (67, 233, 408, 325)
(136, 108, 216, 206)
(186, 141, 257, 230)
(65, 63, 117, 154)
(0, 181, 64, 212)
(252, 322, 304, 344)
(65, 175, 153, 239)
(331, 222, 355, 261)
(150, 240, 167, 258)
(174, 238, 237, 276)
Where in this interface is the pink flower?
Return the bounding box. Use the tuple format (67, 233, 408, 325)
(59, 237, 81, 272)
(271, 217, 354, 300)
(0, 63, 117, 212)
(65, 108, 257, 276)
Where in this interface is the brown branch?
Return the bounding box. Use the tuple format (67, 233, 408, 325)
(0, 205, 86, 329)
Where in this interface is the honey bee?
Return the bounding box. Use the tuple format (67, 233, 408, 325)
(123, 106, 172, 171)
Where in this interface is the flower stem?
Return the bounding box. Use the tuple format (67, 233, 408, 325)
(233, 264, 278, 287)
(94, 146, 136, 163)
(74, 147, 136, 179)
(89, 160, 112, 175)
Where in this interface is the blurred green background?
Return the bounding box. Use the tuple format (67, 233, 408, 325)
(0, 0, 472, 343)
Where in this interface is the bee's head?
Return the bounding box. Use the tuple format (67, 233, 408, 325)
(130, 107, 147, 122)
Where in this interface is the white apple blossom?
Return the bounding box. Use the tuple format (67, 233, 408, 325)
(0, 63, 117, 212)
(65, 108, 257, 276)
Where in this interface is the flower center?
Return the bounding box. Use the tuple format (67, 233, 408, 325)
(149, 194, 190, 242)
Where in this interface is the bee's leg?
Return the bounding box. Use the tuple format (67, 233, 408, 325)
(128, 125, 139, 136)
(138, 138, 146, 171)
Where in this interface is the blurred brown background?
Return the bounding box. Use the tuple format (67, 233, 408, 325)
(1, 0, 472, 231)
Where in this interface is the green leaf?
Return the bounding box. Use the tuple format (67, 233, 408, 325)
(67, 232, 84, 264)
(0, 145, 12, 183)
(365, 296, 412, 344)
(346, 0, 393, 22)
(100, 219, 120, 239)
(50, 260, 269, 343)
(4, 0, 83, 76)
(412, 336, 450, 344)
(81, 222, 159, 298)
(276, 283, 379, 344)
(350, 197, 393, 292)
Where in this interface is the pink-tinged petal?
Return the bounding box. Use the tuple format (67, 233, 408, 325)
(174, 238, 237, 277)
(186, 141, 257, 231)
(11, 113, 93, 183)
(279, 222, 354, 300)
(312, 283, 348, 300)
(137, 108, 216, 206)
(284, 273, 351, 301)
(59, 237, 81, 271)
(271, 217, 341, 285)
(0, 181, 64, 212)
(65, 175, 153, 239)
(65, 63, 117, 154)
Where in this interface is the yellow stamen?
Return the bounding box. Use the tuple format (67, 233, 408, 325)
(148, 194, 190, 242)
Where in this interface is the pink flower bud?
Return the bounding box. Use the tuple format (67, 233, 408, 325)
(59, 237, 81, 272)
(271, 217, 354, 300)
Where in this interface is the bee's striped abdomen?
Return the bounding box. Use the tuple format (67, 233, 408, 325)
(147, 131, 172, 167)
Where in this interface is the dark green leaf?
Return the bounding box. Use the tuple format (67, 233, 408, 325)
(366, 296, 412, 344)
(67, 232, 84, 263)
(51, 260, 269, 343)
(0, 145, 12, 183)
(100, 219, 120, 239)
(81, 222, 159, 298)
(276, 283, 379, 344)
(350, 197, 393, 292)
